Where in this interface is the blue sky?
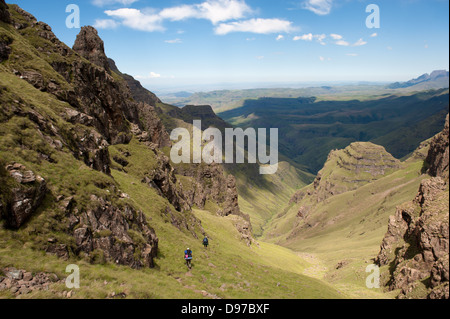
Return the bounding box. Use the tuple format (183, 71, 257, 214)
(10, 0, 450, 91)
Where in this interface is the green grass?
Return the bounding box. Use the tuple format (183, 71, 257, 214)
(261, 157, 427, 298)
(225, 161, 312, 237)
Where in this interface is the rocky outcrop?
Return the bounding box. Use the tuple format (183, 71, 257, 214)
(6, 10, 168, 150)
(0, 32, 12, 63)
(175, 162, 254, 245)
(233, 216, 255, 247)
(63, 195, 159, 268)
(141, 146, 190, 213)
(175, 163, 245, 218)
(2, 163, 47, 229)
(134, 103, 171, 148)
(73, 26, 110, 73)
(1, 3, 251, 274)
(71, 28, 171, 148)
(0, 0, 10, 24)
(376, 115, 449, 299)
(220, 175, 242, 217)
(291, 142, 401, 204)
(424, 114, 449, 179)
(376, 177, 449, 299)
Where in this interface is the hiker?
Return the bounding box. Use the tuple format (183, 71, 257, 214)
(202, 236, 209, 249)
(184, 248, 193, 269)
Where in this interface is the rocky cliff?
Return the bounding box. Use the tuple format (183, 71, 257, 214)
(376, 114, 449, 299)
(424, 114, 449, 179)
(282, 142, 402, 241)
(0, 2, 250, 273)
(291, 142, 401, 204)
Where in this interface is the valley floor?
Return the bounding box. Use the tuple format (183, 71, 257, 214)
(0, 206, 397, 299)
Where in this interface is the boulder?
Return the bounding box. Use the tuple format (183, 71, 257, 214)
(3, 163, 47, 229)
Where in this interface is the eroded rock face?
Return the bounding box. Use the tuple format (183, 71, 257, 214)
(142, 149, 190, 213)
(73, 26, 110, 73)
(135, 103, 171, 148)
(175, 163, 254, 245)
(425, 114, 449, 179)
(2, 163, 47, 229)
(291, 142, 401, 204)
(63, 195, 159, 268)
(376, 116, 449, 299)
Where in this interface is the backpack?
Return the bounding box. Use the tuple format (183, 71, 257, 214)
(203, 238, 208, 245)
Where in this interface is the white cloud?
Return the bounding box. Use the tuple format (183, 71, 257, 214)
(276, 34, 284, 41)
(159, 0, 252, 25)
(159, 5, 198, 21)
(136, 72, 162, 79)
(93, 19, 120, 29)
(315, 34, 326, 45)
(105, 8, 164, 32)
(370, 32, 377, 37)
(346, 53, 358, 56)
(165, 38, 183, 44)
(98, 0, 299, 36)
(353, 38, 367, 46)
(319, 56, 325, 61)
(92, 0, 139, 7)
(101, 0, 254, 32)
(293, 33, 313, 41)
(197, 0, 252, 24)
(293, 33, 326, 44)
(387, 46, 393, 50)
(256, 56, 264, 60)
(330, 33, 342, 40)
(215, 18, 296, 35)
(335, 40, 349, 46)
(302, 0, 333, 15)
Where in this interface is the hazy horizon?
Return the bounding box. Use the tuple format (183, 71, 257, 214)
(11, 0, 450, 91)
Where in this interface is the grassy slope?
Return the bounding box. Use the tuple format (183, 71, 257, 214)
(0, 163, 343, 299)
(0, 83, 341, 299)
(0, 13, 344, 298)
(225, 161, 313, 237)
(262, 158, 427, 298)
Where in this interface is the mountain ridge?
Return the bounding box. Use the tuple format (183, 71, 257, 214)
(387, 70, 449, 90)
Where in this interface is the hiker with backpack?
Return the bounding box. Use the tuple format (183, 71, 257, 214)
(203, 236, 209, 249)
(184, 248, 193, 269)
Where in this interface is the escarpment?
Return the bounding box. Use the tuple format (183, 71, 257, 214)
(0, 2, 252, 273)
(291, 142, 401, 204)
(376, 114, 449, 299)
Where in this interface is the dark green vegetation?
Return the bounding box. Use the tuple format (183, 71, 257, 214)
(219, 90, 449, 173)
